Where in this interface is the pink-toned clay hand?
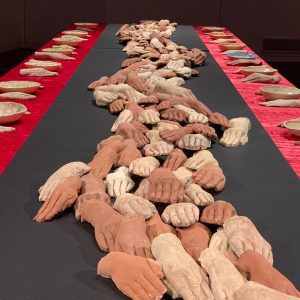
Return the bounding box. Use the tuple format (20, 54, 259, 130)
(130, 121, 148, 135)
(147, 168, 184, 203)
(114, 215, 153, 258)
(117, 139, 142, 167)
(125, 70, 149, 93)
(121, 57, 142, 68)
(108, 69, 129, 85)
(88, 76, 110, 90)
(191, 123, 218, 140)
(236, 250, 300, 297)
(146, 212, 176, 243)
(126, 102, 144, 120)
(137, 95, 159, 105)
(200, 200, 237, 225)
(34, 176, 82, 222)
(160, 126, 193, 143)
(162, 148, 187, 171)
(116, 122, 149, 148)
(183, 98, 213, 117)
(192, 163, 226, 191)
(75, 195, 120, 252)
(209, 112, 230, 127)
(109, 99, 128, 113)
(227, 59, 262, 66)
(134, 178, 151, 199)
(97, 135, 124, 152)
(177, 223, 211, 260)
(190, 48, 207, 66)
(81, 173, 106, 194)
(97, 252, 166, 300)
(160, 108, 187, 122)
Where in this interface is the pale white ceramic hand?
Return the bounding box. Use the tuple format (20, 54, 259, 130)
(184, 150, 219, 170)
(129, 156, 160, 177)
(209, 228, 230, 251)
(138, 109, 160, 124)
(178, 134, 211, 150)
(184, 183, 214, 206)
(111, 109, 134, 132)
(143, 141, 174, 156)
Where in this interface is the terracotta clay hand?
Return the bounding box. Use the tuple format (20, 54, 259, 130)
(97, 252, 166, 300)
(137, 95, 159, 105)
(111, 109, 134, 132)
(121, 57, 141, 68)
(117, 139, 142, 167)
(177, 134, 211, 151)
(241, 73, 281, 83)
(224, 215, 273, 264)
(162, 203, 199, 227)
(125, 70, 149, 93)
(209, 112, 230, 127)
(192, 163, 226, 191)
(152, 233, 213, 300)
(81, 173, 106, 194)
(184, 183, 214, 206)
(183, 98, 213, 117)
(114, 215, 153, 258)
(108, 69, 129, 85)
(148, 168, 184, 203)
(200, 200, 237, 225)
(190, 123, 218, 139)
(177, 223, 211, 260)
(109, 99, 128, 113)
(160, 126, 192, 143)
(143, 141, 174, 156)
(38, 161, 90, 202)
(199, 248, 246, 300)
(34, 176, 82, 222)
(106, 167, 135, 197)
(162, 148, 187, 171)
(129, 156, 160, 177)
(116, 122, 149, 148)
(113, 193, 157, 219)
(234, 281, 300, 300)
(236, 250, 300, 297)
(190, 48, 207, 66)
(209, 228, 231, 251)
(227, 59, 262, 66)
(138, 109, 160, 124)
(184, 149, 218, 170)
(160, 108, 187, 122)
(75, 196, 120, 252)
(145, 212, 175, 242)
(131, 120, 149, 134)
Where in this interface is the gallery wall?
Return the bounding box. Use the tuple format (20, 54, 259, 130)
(0, 0, 300, 59)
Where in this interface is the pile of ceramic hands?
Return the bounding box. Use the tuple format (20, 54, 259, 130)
(33, 20, 300, 300)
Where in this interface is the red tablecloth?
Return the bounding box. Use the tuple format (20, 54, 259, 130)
(0, 24, 106, 175)
(194, 26, 300, 178)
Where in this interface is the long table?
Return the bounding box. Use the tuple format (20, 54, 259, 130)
(0, 24, 299, 299)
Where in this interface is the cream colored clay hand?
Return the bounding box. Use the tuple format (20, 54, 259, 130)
(113, 193, 157, 219)
(34, 51, 75, 60)
(150, 37, 164, 49)
(178, 134, 211, 150)
(154, 81, 197, 100)
(38, 161, 90, 202)
(199, 248, 245, 300)
(111, 109, 134, 132)
(162, 203, 199, 227)
(184, 150, 218, 170)
(166, 59, 185, 71)
(152, 233, 213, 300)
(129, 156, 160, 177)
(188, 112, 209, 124)
(138, 109, 160, 124)
(260, 99, 300, 107)
(209, 228, 230, 251)
(94, 90, 120, 107)
(172, 166, 193, 185)
(157, 120, 181, 131)
(143, 141, 174, 156)
(224, 215, 273, 264)
(146, 130, 163, 143)
(220, 128, 248, 147)
(166, 77, 185, 86)
(176, 67, 193, 79)
(20, 68, 58, 77)
(106, 167, 135, 197)
(184, 183, 214, 206)
(241, 73, 281, 83)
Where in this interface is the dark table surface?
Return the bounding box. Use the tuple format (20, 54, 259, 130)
(0, 24, 299, 299)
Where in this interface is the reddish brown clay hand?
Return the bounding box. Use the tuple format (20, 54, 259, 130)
(81, 173, 106, 194)
(146, 212, 175, 242)
(109, 99, 128, 113)
(114, 215, 153, 258)
(126, 102, 144, 120)
(131, 120, 149, 134)
(157, 100, 173, 111)
(117, 139, 142, 167)
(191, 123, 218, 140)
(177, 223, 211, 260)
(236, 250, 300, 297)
(190, 48, 207, 66)
(161, 108, 187, 122)
(116, 122, 149, 148)
(108, 69, 129, 85)
(98, 252, 166, 300)
(192, 164, 226, 191)
(183, 98, 213, 117)
(162, 148, 187, 171)
(121, 57, 142, 68)
(137, 95, 159, 105)
(97, 135, 124, 152)
(147, 168, 184, 203)
(126, 70, 149, 93)
(209, 112, 230, 128)
(200, 200, 237, 225)
(34, 176, 82, 222)
(160, 126, 192, 143)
